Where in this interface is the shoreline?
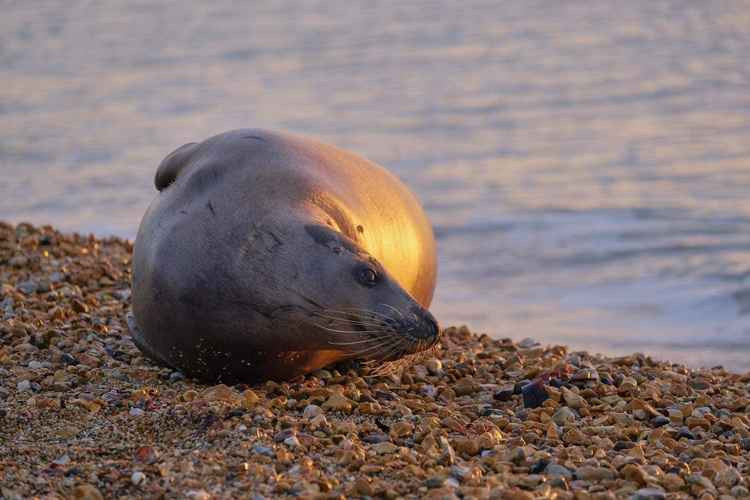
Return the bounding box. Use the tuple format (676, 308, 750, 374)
(1, 221, 749, 498)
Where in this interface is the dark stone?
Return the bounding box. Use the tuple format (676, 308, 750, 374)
(65, 467, 82, 477)
(169, 371, 185, 383)
(374, 390, 398, 401)
(677, 429, 696, 440)
(225, 409, 245, 419)
(522, 380, 549, 409)
(362, 433, 390, 444)
(740, 438, 750, 451)
(514, 379, 531, 395)
(650, 415, 670, 428)
(493, 387, 514, 401)
(530, 459, 550, 474)
(548, 378, 565, 388)
(61, 353, 78, 365)
(424, 477, 446, 489)
(614, 440, 635, 450)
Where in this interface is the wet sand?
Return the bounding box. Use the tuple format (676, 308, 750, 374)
(1, 221, 749, 498)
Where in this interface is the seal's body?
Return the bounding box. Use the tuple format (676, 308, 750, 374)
(131, 129, 439, 382)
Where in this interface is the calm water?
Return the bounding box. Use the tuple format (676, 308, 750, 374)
(2, 1, 750, 370)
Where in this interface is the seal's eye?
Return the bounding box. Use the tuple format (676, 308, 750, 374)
(357, 267, 378, 287)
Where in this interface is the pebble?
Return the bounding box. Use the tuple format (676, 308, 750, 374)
(322, 392, 354, 412)
(129, 407, 145, 417)
(71, 484, 104, 500)
(561, 387, 585, 408)
(390, 420, 413, 438)
(130, 471, 146, 486)
(454, 377, 480, 396)
(650, 415, 670, 427)
(518, 338, 538, 348)
(494, 386, 515, 401)
(284, 435, 302, 448)
(521, 380, 549, 408)
(185, 490, 211, 500)
(575, 466, 617, 481)
(630, 488, 666, 500)
(60, 353, 79, 365)
(253, 444, 274, 457)
(421, 384, 438, 398)
(372, 442, 399, 454)
(16, 380, 31, 392)
(302, 404, 322, 419)
(425, 358, 443, 375)
(552, 406, 577, 426)
(545, 464, 573, 478)
(16, 280, 38, 295)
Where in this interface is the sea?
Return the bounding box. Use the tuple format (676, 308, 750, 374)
(2, 1, 749, 370)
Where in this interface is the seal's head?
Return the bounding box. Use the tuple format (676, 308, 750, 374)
(301, 223, 440, 365)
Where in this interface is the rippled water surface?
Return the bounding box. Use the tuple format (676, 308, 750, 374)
(2, 1, 750, 370)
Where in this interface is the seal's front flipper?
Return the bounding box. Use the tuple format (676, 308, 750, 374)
(154, 142, 199, 191)
(126, 310, 174, 369)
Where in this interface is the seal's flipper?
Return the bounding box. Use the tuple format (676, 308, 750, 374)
(126, 310, 174, 369)
(154, 142, 199, 191)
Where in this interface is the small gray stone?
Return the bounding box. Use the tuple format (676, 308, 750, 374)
(131, 471, 146, 486)
(17, 280, 39, 295)
(9, 255, 28, 267)
(650, 415, 670, 427)
(129, 407, 145, 417)
(420, 384, 437, 398)
(425, 476, 446, 489)
(518, 337, 539, 349)
(630, 488, 666, 500)
(691, 406, 712, 418)
(253, 444, 274, 457)
(303, 404, 322, 419)
(545, 463, 573, 478)
(36, 279, 51, 293)
(553, 406, 577, 426)
(16, 380, 31, 392)
(283, 435, 301, 448)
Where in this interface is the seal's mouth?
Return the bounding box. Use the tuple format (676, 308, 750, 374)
(311, 305, 441, 363)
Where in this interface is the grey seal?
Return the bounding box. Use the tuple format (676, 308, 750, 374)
(130, 129, 439, 382)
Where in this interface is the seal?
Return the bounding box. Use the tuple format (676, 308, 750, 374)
(130, 129, 439, 382)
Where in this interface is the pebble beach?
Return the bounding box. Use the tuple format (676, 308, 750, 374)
(1, 221, 749, 499)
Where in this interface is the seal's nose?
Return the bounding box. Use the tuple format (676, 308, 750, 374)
(410, 306, 440, 340)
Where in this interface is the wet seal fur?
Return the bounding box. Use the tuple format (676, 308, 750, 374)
(130, 129, 439, 382)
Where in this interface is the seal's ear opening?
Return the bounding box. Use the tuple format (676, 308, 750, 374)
(155, 142, 199, 191)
